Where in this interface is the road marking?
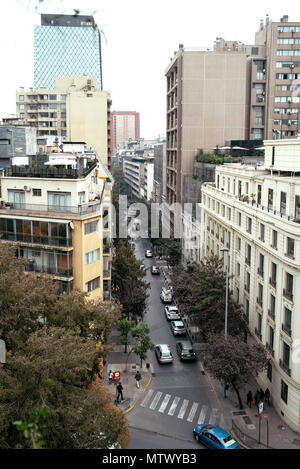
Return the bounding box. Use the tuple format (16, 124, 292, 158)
(140, 389, 154, 408)
(187, 402, 199, 422)
(158, 394, 171, 413)
(209, 408, 219, 426)
(177, 399, 189, 419)
(149, 391, 162, 410)
(168, 396, 180, 416)
(198, 405, 208, 424)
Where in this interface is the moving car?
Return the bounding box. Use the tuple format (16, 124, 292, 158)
(151, 266, 160, 275)
(193, 425, 239, 449)
(164, 305, 180, 320)
(176, 340, 196, 361)
(154, 344, 173, 364)
(170, 320, 186, 336)
(145, 249, 153, 258)
(160, 288, 172, 303)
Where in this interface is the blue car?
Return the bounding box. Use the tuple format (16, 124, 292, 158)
(193, 424, 239, 449)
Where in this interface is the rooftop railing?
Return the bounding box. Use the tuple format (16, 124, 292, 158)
(4, 161, 97, 179)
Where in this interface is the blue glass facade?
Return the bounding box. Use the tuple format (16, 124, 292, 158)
(34, 24, 102, 91)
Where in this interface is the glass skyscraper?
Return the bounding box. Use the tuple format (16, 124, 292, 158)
(34, 14, 103, 91)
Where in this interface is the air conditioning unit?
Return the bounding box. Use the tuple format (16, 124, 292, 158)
(24, 185, 31, 192)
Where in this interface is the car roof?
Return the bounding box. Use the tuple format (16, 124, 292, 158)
(179, 340, 193, 348)
(173, 321, 184, 326)
(168, 305, 178, 309)
(156, 344, 170, 351)
(208, 426, 231, 439)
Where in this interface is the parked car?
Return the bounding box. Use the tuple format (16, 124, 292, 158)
(160, 288, 172, 303)
(164, 305, 180, 320)
(176, 340, 196, 361)
(154, 344, 173, 364)
(170, 320, 186, 336)
(193, 424, 239, 449)
(145, 249, 153, 258)
(151, 266, 160, 275)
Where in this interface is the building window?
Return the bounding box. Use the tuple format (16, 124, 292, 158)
(267, 362, 272, 382)
(19, 95, 24, 101)
(268, 188, 274, 210)
(238, 212, 242, 226)
(85, 277, 100, 292)
(280, 192, 287, 214)
(258, 253, 264, 277)
(237, 262, 240, 277)
(246, 244, 251, 265)
(283, 307, 292, 337)
(84, 220, 99, 235)
(246, 217, 252, 234)
(237, 237, 241, 251)
(49, 94, 57, 100)
(272, 230, 278, 249)
(286, 237, 295, 259)
(295, 195, 300, 219)
(32, 189, 42, 197)
(270, 262, 277, 287)
(19, 104, 24, 110)
(269, 294, 276, 320)
(281, 380, 288, 404)
(259, 223, 265, 241)
(284, 272, 293, 301)
(85, 248, 100, 265)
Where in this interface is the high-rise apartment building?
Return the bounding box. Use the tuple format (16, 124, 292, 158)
(34, 14, 103, 91)
(111, 112, 140, 156)
(16, 77, 112, 168)
(200, 136, 300, 431)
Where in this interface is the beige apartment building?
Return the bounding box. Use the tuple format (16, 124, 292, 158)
(16, 76, 112, 169)
(165, 15, 300, 207)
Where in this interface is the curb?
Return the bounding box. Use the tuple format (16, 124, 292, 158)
(123, 372, 153, 415)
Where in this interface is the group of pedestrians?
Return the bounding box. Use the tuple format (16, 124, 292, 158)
(108, 369, 142, 404)
(246, 387, 270, 409)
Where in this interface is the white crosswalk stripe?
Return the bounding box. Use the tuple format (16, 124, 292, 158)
(177, 399, 189, 419)
(187, 402, 199, 423)
(168, 396, 180, 416)
(140, 389, 224, 428)
(158, 394, 171, 413)
(140, 389, 154, 408)
(149, 391, 162, 410)
(197, 404, 208, 424)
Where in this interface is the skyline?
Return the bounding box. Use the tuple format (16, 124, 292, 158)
(2, 0, 300, 139)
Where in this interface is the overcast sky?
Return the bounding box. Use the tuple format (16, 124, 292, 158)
(1, 0, 300, 139)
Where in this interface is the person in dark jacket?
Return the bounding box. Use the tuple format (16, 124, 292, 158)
(265, 388, 270, 405)
(116, 382, 124, 402)
(135, 371, 142, 388)
(260, 388, 265, 402)
(246, 390, 253, 408)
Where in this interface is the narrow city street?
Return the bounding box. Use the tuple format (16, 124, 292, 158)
(126, 236, 226, 449)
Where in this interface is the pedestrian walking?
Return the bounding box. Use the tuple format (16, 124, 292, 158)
(108, 370, 113, 384)
(259, 388, 265, 402)
(254, 389, 260, 407)
(265, 388, 270, 405)
(116, 382, 124, 403)
(246, 390, 253, 408)
(135, 371, 142, 388)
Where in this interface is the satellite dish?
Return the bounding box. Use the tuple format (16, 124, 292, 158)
(0, 339, 6, 364)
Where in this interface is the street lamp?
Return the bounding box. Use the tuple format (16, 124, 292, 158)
(220, 247, 229, 397)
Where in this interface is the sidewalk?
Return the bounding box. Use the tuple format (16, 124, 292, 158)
(104, 327, 152, 415)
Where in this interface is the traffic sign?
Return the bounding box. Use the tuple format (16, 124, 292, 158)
(113, 371, 121, 381)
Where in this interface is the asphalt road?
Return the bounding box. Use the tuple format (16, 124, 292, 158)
(127, 236, 223, 450)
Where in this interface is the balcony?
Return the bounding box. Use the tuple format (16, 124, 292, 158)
(4, 162, 97, 180)
(279, 359, 291, 377)
(25, 261, 73, 278)
(0, 201, 101, 216)
(283, 288, 293, 302)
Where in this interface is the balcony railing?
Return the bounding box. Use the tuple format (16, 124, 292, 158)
(25, 262, 73, 278)
(4, 162, 97, 179)
(1, 201, 101, 215)
(0, 231, 72, 248)
(279, 359, 291, 377)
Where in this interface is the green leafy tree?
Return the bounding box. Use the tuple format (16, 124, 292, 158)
(112, 240, 149, 320)
(131, 323, 154, 367)
(14, 405, 50, 449)
(204, 333, 268, 409)
(119, 318, 133, 353)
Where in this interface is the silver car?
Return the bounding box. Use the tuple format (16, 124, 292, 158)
(155, 344, 173, 364)
(165, 305, 181, 321)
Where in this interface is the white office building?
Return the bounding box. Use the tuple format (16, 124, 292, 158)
(200, 136, 300, 431)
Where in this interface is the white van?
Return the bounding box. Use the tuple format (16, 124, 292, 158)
(160, 288, 172, 303)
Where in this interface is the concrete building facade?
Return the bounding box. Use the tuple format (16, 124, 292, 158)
(111, 112, 140, 156)
(200, 136, 300, 431)
(0, 126, 37, 168)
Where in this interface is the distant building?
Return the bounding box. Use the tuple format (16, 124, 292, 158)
(0, 143, 113, 300)
(153, 141, 166, 204)
(16, 76, 111, 169)
(34, 13, 103, 91)
(111, 112, 140, 156)
(123, 156, 154, 201)
(0, 126, 37, 168)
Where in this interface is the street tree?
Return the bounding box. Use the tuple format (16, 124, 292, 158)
(171, 256, 227, 318)
(204, 333, 268, 409)
(111, 240, 149, 320)
(119, 318, 133, 353)
(0, 326, 129, 449)
(131, 323, 154, 368)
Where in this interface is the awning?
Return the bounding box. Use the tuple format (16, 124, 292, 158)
(0, 214, 71, 224)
